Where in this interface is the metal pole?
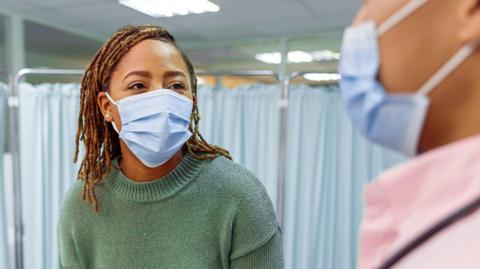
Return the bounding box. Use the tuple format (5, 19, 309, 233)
(9, 72, 23, 269)
(9, 68, 84, 269)
(276, 38, 289, 227)
(5, 14, 25, 81)
(275, 70, 340, 228)
(4, 18, 26, 267)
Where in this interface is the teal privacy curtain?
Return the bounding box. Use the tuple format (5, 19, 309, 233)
(282, 85, 404, 269)
(0, 83, 11, 269)
(196, 84, 280, 205)
(19, 83, 81, 269)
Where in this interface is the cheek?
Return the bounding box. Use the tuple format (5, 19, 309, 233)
(378, 1, 458, 94)
(110, 106, 123, 130)
(183, 91, 194, 101)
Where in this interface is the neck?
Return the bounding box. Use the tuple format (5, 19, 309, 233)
(118, 141, 185, 182)
(418, 51, 480, 153)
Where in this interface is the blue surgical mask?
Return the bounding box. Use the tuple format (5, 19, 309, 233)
(105, 89, 193, 168)
(339, 0, 480, 156)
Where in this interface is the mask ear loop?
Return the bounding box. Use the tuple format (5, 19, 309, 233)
(377, 0, 429, 35)
(375, 0, 480, 96)
(416, 39, 480, 96)
(105, 92, 118, 106)
(105, 92, 120, 134)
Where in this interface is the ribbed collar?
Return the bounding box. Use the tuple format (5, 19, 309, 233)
(105, 154, 207, 202)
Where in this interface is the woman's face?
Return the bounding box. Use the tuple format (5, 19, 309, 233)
(97, 39, 193, 131)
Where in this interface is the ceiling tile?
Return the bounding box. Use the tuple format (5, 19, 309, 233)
(222, 2, 314, 24)
(24, 21, 101, 56)
(1, 0, 360, 53)
(301, 0, 361, 28)
(185, 47, 249, 66)
(251, 17, 326, 36)
(0, 0, 40, 12)
(193, 25, 263, 40)
(50, 2, 149, 25)
(19, 0, 110, 9)
(216, 0, 298, 9)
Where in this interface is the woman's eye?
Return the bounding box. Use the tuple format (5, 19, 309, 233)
(169, 82, 185, 90)
(129, 82, 147, 90)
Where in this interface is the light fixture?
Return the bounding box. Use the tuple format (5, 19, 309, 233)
(197, 77, 207, 85)
(303, 73, 341, 82)
(254, 52, 282, 65)
(288, 50, 313, 63)
(255, 50, 340, 64)
(311, 50, 341, 61)
(119, 0, 220, 18)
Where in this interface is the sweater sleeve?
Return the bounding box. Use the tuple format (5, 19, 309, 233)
(230, 228, 284, 269)
(58, 182, 83, 269)
(58, 226, 82, 269)
(226, 167, 284, 268)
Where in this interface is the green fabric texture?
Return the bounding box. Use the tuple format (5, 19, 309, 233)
(58, 155, 284, 269)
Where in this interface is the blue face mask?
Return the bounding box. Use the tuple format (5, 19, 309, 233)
(339, 0, 479, 156)
(106, 89, 193, 168)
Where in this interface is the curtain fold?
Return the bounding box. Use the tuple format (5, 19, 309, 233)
(0, 82, 10, 269)
(197, 84, 280, 204)
(19, 83, 81, 269)
(282, 85, 404, 269)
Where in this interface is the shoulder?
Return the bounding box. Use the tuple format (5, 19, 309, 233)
(59, 180, 94, 227)
(58, 180, 83, 239)
(200, 156, 280, 259)
(201, 156, 272, 203)
(60, 180, 84, 214)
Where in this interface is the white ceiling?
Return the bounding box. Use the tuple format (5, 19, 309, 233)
(0, 0, 360, 44)
(0, 0, 361, 72)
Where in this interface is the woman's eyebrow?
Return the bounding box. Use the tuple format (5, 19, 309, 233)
(122, 70, 152, 82)
(164, 70, 187, 79)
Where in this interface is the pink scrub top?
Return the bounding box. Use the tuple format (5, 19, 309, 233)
(358, 135, 480, 269)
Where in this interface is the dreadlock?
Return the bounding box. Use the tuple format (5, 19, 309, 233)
(73, 25, 231, 211)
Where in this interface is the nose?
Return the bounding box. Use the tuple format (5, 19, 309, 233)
(150, 80, 165, 91)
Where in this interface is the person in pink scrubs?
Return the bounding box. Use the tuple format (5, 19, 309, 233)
(338, 0, 480, 268)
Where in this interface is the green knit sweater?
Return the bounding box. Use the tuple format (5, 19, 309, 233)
(58, 155, 284, 269)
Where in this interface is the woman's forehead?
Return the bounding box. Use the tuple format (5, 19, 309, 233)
(115, 39, 188, 75)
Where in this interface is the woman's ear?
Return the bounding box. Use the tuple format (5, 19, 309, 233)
(458, 0, 480, 43)
(97, 92, 113, 123)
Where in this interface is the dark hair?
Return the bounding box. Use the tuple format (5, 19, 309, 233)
(74, 25, 231, 210)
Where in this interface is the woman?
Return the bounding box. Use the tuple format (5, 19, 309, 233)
(58, 25, 284, 269)
(339, 0, 480, 268)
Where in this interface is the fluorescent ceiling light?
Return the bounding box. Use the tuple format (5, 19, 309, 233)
(254, 51, 312, 65)
(255, 50, 340, 64)
(303, 73, 341, 81)
(288, 50, 313, 63)
(119, 0, 220, 18)
(311, 50, 340, 61)
(255, 52, 282, 65)
(197, 77, 206, 85)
